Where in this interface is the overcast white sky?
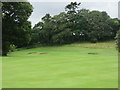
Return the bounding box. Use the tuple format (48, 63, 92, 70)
(28, 1, 119, 27)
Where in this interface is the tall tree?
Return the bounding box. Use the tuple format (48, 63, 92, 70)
(2, 2, 33, 56)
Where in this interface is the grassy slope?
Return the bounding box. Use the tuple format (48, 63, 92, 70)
(2, 41, 118, 88)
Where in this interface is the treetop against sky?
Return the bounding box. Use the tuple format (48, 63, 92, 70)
(28, 1, 118, 27)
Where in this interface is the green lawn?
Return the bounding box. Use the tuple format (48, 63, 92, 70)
(2, 41, 118, 88)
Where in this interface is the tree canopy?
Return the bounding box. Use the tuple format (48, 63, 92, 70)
(32, 2, 120, 45)
(2, 2, 33, 56)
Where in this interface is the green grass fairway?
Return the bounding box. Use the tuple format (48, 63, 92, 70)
(2, 41, 118, 88)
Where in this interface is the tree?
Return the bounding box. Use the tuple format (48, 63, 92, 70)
(30, 22, 44, 44)
(31, 2, 119, 46)
(65, 2, 81, 14)
(2, 2, 33, 56)
(108, 18, 120, 37)
(80, 10, 113, 42)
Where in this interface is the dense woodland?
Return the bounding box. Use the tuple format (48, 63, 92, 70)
(2, 2, 120, 56)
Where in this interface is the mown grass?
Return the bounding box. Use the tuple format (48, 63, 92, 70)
(2, 41, 118, 88)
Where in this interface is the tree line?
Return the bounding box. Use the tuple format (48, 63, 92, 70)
(2, 2, 120, 56)
(31, 2, 119, 45)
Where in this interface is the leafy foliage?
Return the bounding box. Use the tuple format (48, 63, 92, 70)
(32, 2, 119, 45)
(2, 2, 33, 56)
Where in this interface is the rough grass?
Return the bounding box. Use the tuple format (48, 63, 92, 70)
(2, 41, 118, 88)
(67, 41, 116, 48)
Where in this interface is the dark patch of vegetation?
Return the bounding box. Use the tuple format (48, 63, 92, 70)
(2, 2, 33, 56)
(88, 52, 98, 55)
